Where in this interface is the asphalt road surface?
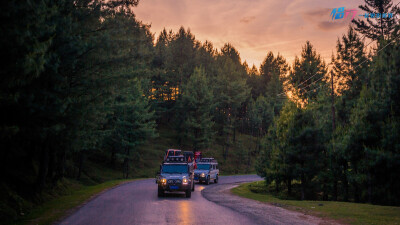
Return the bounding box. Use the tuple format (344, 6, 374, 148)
(59, 175, 333, 225)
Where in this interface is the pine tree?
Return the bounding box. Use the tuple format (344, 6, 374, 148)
(352, 0, 400, 40)
(195, 41, 218, 77)
(332, 26, 369, 127)
(246, 64, 263, 98)
(168, 27, 199, 89)
(107, 80, 156, 178)
(179, 67, 215, 151)
(288, 41, 327, 103)
(350, 38, 400, 204)
(213, 56, 250, 159)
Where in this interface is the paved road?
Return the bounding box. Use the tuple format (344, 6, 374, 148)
(203, 183, 339, 225)
(59, 175, 334, 225)
(59, 175, 261, 225)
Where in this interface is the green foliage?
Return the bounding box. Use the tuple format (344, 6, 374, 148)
(288, 41, 327, 102)
(178, 67, 215, 151)
(333, 26, 369, 128)
(338, 37, 400, 204)
(247, 51, 288, 100)
(0, 1, 158, 221)
(213, 55, 250, 158)
(352, 0, 400, 40)
(257, 23, 400, 206)
(105, 80, 157, 178)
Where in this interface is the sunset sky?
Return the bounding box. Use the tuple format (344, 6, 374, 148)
(134, 0, 385, 68)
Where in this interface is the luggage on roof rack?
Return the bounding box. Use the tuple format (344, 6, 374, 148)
(164, 149, 182, 161)
(183, 151, 194, 162)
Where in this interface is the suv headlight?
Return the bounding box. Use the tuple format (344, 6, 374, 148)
(182, 178, 188, 184)
(200, 173, 205, 177)
(161, 178, 167, 184)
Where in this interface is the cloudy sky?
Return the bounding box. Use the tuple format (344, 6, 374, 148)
(134, 0, 369, 67)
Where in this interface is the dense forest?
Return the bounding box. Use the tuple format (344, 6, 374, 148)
(256, 0, 400, 206)
(0, 0, 399, 221)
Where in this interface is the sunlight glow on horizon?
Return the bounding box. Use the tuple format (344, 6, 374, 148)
(134, 0, 365, 67)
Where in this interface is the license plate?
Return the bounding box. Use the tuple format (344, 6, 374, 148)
(194, 177, 198, 180)
(169, 185, 179, 190)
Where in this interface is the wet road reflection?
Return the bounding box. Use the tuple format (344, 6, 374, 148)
(59, 175, 262, 225)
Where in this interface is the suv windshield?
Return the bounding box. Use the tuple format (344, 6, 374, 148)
(162, 164, 187, 173)
(197, 164, 210, 170)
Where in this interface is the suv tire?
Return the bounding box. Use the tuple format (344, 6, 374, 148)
(192, 182, 195, 191)
(214, 175, 218, 183)
(186, 189, 192, 198)
(206, 176, 210, 185)
(158, 187, 164, 197)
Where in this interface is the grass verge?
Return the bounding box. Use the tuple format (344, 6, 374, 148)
(17, 179, 136, 225)
(231, 181, 400, 225)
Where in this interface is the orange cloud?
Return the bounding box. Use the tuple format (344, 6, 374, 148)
(134, 0, 365, 67)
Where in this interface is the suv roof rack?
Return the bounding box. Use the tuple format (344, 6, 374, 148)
(165, 155, 187, 163)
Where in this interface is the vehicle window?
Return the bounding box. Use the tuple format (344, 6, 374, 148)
(162, 164, 188, 173)
(197, 164, 210, 170)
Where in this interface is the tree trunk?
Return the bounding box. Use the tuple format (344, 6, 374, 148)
(223, 131, 230, 160)
(123, 148, 131, 179)
(233, 127, 236, 143)
(123, 158, 129, 179)
(223, 144, 228, 160)
(343, 162, 349, 201)
(37, 144, 49, 192)
(110, 146, 116, 167)
(247, 147, 251, 167)
(367, 172, 372, 203)
(353, 165, 360, 202)
(287, 178, 292, 196)
(275, 178, 280, 193)
(333, 179, 338, 201)
(48, 147, 56, 182)
(77, 151, 85, 180)
(301, 172, 305, 200)
(56, 150, 66, 180)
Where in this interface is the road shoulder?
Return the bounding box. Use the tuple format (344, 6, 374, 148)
(202, 183, 340, 225)
(24, 179, 138, 225)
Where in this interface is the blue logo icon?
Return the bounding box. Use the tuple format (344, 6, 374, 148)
(331, 7, 357, 20)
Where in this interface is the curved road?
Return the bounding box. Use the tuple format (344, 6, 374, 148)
(59, 175, 261, 225)
(59, 175, 334, 225)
